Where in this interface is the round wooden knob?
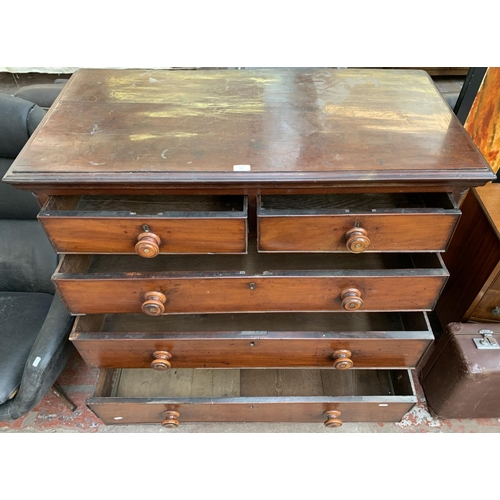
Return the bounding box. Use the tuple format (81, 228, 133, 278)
(332, 349, 353, 370)
(345, 227, 370, 253)
(491, 306, 500, 317)
(340, 288, 363, 311)
(151, 351, 172, 371)
(135, 232, 161, 258)
(161, 410, 180, 428)
(142, 291, 166, 316)
(324, 410, 342, 428)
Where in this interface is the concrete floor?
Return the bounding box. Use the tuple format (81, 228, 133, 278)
(2, 69, 498, 434)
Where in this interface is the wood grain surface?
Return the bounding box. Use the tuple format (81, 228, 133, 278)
(435, 186, 500, 327)
(39, 195, 248, 254)
(71, 336, 432, 369)
(4, 68, 495, 192)
(70, 311, 433, 368)
(54, 250, 448, 314)
(257, 192, 460, 252)
(88, 368, 416, 424)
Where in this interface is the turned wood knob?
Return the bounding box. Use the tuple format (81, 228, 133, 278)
(324, 410, 342, 428)
(142, 291, 166, 316)
(340, 288, 363, 311)
(135, 232, 161, 258)
(332, 349, 353, 370)
(151, 351, 172, 371)
(491, 306, 500, 317)
(161, 410, 180, 428)
(345, 227, 370, 253)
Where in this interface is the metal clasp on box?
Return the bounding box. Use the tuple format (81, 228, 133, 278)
(473, 330, 500, 349)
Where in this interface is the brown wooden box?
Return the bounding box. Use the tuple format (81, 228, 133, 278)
(70, 311, 434, 369)
(53, 249, 449, 315)
(257, 193, 460, 253)
(88, 368, 417, 426)
(39, 195, 248, 255)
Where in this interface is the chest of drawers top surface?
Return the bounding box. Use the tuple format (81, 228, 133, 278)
(3, 68, 495, 192)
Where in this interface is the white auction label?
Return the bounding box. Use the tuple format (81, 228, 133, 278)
(233, 165, 251, 171)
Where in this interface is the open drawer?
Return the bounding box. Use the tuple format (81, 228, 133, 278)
(70, 312, 434, 369)
(53, 249, 449, 314)
(39, 195, 248, 255)
(257, 192, 460, 253)
(88, 368, 417, 426)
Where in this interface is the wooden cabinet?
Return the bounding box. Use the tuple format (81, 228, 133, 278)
(257, 193, 461, 253)
(39, 195, 248, 255)
(70, 312, 435, 369)
(436, 184, 500, 327)
(3, 68, 495, 428)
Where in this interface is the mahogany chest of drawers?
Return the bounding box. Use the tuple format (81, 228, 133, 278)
(3, 68, 495, 428)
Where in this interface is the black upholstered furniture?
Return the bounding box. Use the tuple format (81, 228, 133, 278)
(13, 79, 68, 110)
(0, 92, 74, 421)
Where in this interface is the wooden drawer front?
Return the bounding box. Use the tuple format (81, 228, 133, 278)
(88, 368, 417, 426)
(258, 193, 460, 253)
(70, 312, 434, 369)
(54, 252, 448, 314)
(470, 281, 500, 322)
(39, 195, 248, 254)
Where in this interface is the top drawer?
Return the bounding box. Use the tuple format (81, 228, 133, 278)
(257, 193, 460, 253)
(39, 195, 248, 255)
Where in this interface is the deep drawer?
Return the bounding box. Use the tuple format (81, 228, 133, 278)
(88, 368, 417, 426)
(39, 195, 248, 255)
(54, 249, 449, 314)
(70, 311, 434, 369)
(257, 193, 460, 253)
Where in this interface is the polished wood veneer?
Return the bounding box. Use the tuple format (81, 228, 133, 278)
(436, 184, 500, 326)
(3, 68, 496, 426)
(88, 368, 416, 425)
(4, 69, 494, 192)
(70, 312, 434, 369)
(39, 195, 248, 254)
(53, 250, 448, 314)
(258, 193, 460, 253)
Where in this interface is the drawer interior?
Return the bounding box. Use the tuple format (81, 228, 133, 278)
(42, 194, 246, 216)
(259, 192, 458, 213)
(75, 311, 432, 336)
(58, 244, 446, 275)
(100, 368, 415, 398)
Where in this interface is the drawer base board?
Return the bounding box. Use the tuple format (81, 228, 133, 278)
(88, 368, 417, 426)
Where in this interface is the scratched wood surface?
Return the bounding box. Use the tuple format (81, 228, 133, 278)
(4, 68, 495, 191)
(89, 398, 416, 425)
